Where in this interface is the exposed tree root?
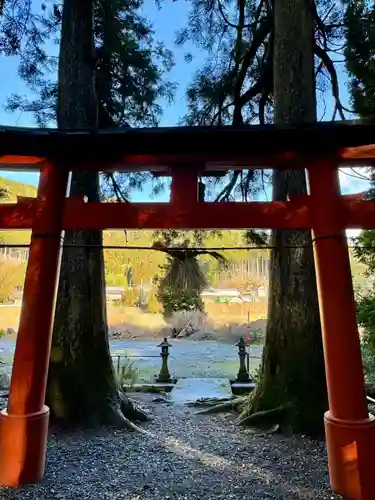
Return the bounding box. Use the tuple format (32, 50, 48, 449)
(118, 390, 150, 422)
(186, 397, 234, 407)
(104, 394, 150, 433)
(194, 396, 247, 415)
(245, 423, 280, 435)
(236, 405, 285, 427)
(106, 406, 143, 432)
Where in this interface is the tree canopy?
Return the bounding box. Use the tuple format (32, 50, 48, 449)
(1, 0, 175, 127)
(345, 0, 375, 120)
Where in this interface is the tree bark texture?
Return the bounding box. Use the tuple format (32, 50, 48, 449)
(46, 0, 142, 427)
(244, 0, 327, 434)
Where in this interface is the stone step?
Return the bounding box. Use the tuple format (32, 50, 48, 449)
(172, 377, 232, 404)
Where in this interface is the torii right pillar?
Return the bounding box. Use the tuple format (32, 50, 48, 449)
(308, 157, 375, 500)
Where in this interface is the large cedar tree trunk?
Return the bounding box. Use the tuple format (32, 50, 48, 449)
(46, 0, 145, 427)
(243, 0, 327, 434)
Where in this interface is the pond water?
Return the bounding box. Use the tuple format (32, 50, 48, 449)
(0, 338, 263, 381)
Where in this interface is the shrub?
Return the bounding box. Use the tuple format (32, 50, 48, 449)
(156, 283, 203, 318)
(0, 261, 25, 304)
(152, 247, 225, 318)
(147, 291, 162, 314)
(154, 258, 205, 317)
(357, 293, 375, 386)
(115, 358, 138, 387)
(121, 287, 139, 307)
(357, 295, 375, 346)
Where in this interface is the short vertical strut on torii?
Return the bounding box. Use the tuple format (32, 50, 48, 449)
(0, 122, 375, 499)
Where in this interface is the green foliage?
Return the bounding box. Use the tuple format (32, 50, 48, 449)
(147, 291, 162, 314)
(152, 239, 227, 317)
(344, 0, 375, 386)
(2, 0, 175, 128)
(116, 359, 138, 387)
(0, 261, 25, 303)
(0, 177, 36, 201)
(103, 230, 167, 286)
(345, 1, 375, 119)
(156, 280, 204, 317)
(174, 0, 346, 233)
(121, 287, 139, 307)
(103, 229, 270, 289)
(357, 294, 375, 386)
(179, 0, 345, 128)
(251, 363, 262, 384)
(94, 0, 175, 128)
(161, 256, 208, 293)
(357, 295, 375, 348)
(354, 230, 375, 277)
(0, 186, 8, 200)
(1, 0, 175, 206)
(0, 177, 34, 246)
(362, 343, 375, 388)
(353, 185, 375, 386)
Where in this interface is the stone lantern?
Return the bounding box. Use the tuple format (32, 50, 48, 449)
(235, 336, 251, 383)
(156, 338, 172, 383)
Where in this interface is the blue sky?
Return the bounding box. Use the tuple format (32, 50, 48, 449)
(0, 1, 370, 203)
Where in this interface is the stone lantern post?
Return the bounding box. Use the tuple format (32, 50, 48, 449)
(235, 336, 251, 382)
(156, 338, 172, 383)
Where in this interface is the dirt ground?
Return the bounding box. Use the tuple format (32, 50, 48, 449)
(0, 392, 341, 500)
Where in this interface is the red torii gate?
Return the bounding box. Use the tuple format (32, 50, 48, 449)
(0, 122, 375, 499)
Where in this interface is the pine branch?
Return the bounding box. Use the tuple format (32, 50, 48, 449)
(315, 43, 353, 120)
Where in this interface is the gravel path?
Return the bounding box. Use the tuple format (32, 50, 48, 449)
(0, 393, 341, 500)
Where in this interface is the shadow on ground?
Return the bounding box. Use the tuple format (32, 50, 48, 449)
(0, 392, 341, 500)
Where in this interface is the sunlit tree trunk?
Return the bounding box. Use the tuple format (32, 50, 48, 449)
(46, 0, 146, 427)
(243, 0, 327, 434)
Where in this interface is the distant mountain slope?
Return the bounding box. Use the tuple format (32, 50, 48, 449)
(0, 177, 36, 245)
(0, 177, 367, 288)
(0, 177, 37, 201)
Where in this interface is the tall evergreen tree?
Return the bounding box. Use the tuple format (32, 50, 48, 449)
(345, 1, 375, 120)
(178, 0, 345, 432)
(242, 0, 326, 434)
(345, 0, 375, 271)
(345, 1, 375, 379)
(3, 1, 174, 127)
(0, 0, 174, 426)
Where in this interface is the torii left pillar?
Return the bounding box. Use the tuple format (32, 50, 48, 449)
(0, 160, 69, 486)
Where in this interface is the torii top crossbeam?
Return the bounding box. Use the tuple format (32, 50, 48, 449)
(1, 120, 375, 231)
(0, 120, 375, 172)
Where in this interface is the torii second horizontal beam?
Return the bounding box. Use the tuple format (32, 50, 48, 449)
(0, 196, 373, 231)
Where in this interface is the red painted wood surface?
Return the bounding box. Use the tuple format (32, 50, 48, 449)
(1, 148, 375, 499)
(308, 159, 375, 500)
(0, 144, 375, 171)
(0, 195, 374, 231)
(309, 160, 367, 419)
(0, 160, 69, 487)
(8, 163, 69, 413)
